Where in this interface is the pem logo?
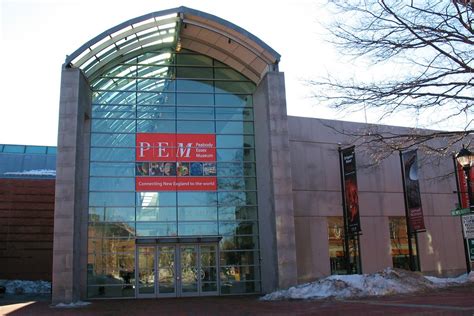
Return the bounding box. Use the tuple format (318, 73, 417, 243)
(136, 133, 216, 162)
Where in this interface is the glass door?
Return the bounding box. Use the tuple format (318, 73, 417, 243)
(179, 245, 199, 296)
(137, 243, 219, 298)
(157, 246, 176, 297)
(137, 247, 155, 297)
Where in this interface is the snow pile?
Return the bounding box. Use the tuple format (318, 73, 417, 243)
(261, 268, 473, 301)
(4, 169, 56, 176)
(54, 301, 91, 308)
(0, 280, 51, 295)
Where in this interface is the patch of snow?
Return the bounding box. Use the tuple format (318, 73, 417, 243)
(0, 280, 51, 294)
(4, 169, 56, 176)
(54, 301, 91, 308)
(261, 268, 472, 301)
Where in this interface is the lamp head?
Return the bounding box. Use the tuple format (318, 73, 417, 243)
(456, 145, 474, 169)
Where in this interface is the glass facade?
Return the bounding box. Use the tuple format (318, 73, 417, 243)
(87, 50, 260, 298)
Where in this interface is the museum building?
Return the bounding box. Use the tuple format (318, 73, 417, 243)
(10, 6, 464, 303)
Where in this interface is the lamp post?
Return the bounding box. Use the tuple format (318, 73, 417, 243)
(455, 146, 474, 213)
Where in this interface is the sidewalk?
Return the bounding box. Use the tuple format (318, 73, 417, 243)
(1, 283, 473, 315)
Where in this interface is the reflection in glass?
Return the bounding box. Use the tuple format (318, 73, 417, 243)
(158, 246, 176, 294)
(138, 247, 155, 294)
(180, 246, 198, 293)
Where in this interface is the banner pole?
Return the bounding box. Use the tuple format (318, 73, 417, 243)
(399, 150, 415, 271)
(338, 145, 351, 274)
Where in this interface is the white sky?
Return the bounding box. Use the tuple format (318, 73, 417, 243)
(0, 0, 461, 146)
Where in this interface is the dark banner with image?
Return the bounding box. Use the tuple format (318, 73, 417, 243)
(341, 146, 361, 234)
(401, 150, 425, 232)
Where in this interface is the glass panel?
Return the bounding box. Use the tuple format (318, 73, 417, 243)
(138, 247, 155, 294)
(180, 246, 198, 293)
(158, 246, 176, 294)
(218, 192, 257, 206)
(137, 119, 176, 133)
(215, 94, 252, 107)
(220, 265, 258, 282)
(177, 93, 214, 106)
(218, 177, 257, 191)
(177, 107, 214, 120)
(177, 120, 214, 133)
(214, 68, 248, 81)
(178, 222, 218, 236)
(87, 238, 134, 254)
(93, 91, 135, 105)
(221, 235, 259, 250)
(216, 121, 254, 134)
(327, 217, 346, 275)
(177, 192, 217, 206)
(178, 207, 217, 221)
(176, 80, 213, 93)
(87, 252, 135, 288)
(90, 162, 135, 176)
(219, 221, 258, 236)
(3, 145, 24, 153)
(89, 207, 135, 222)
(176, 54, 212, 66)
(220, 250, 258, 266)
(89, 192, 135, 207)
(25, 146, 46, 154)
(136, 192, 177, 207)
(88, 222, 135, 238)
(137, 207, 177, 221)
(215, 81, 255, 94)
(92, 119, 136, 133)
(217, 135, 254, 148)
(217, 162, 256, 177)
(136, 222, 177, 236)
(137, 92, 175, 105)
(92, 111, 136, 119)
(90, 148, 135, 162)
(89, 177, 135, 191)
(219, 206, 258, 221)
(389, 217, 415, 270)
(176, 67, 213, 79)
(216, 107, 253, 121)
(91, 134, 135, 147)
(137, 79, 175, 92)
(217, 149, 255, 162)
(137, 106, 176, 119)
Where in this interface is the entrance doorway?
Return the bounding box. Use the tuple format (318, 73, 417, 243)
(136, 244, 219, 297)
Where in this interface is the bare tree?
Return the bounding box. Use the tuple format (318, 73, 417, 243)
(311, 0, 473, 156)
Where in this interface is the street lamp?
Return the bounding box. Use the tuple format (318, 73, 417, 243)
(456, 146, 474, 212)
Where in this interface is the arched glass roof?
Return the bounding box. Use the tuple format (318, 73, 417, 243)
(65, 6, 280, 83)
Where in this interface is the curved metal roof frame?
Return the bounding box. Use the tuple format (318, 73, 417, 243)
(65, 6, 280, 83)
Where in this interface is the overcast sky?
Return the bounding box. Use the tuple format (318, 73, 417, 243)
(0, 0, 455, 146)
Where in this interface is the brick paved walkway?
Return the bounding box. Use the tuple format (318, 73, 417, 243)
(1, 283, 473, 315)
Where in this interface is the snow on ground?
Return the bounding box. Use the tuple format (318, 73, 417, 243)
(3, 169, 56, 176)
(54, 301, 91, 308)
(261, 268, 474, 301)
(0, 280, 51, 295)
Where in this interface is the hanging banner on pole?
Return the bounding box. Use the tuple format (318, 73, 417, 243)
(401, 150, 426, 232)
(455, 161, 474, 209)
(341, 146, 362, 234)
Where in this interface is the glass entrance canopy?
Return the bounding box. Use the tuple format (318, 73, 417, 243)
(65, 6, 280, 83)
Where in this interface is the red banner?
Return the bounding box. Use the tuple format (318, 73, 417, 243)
(136, 177, 217, 191)
(135, 133, 217, 192)
(456, 161, 474, 209)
